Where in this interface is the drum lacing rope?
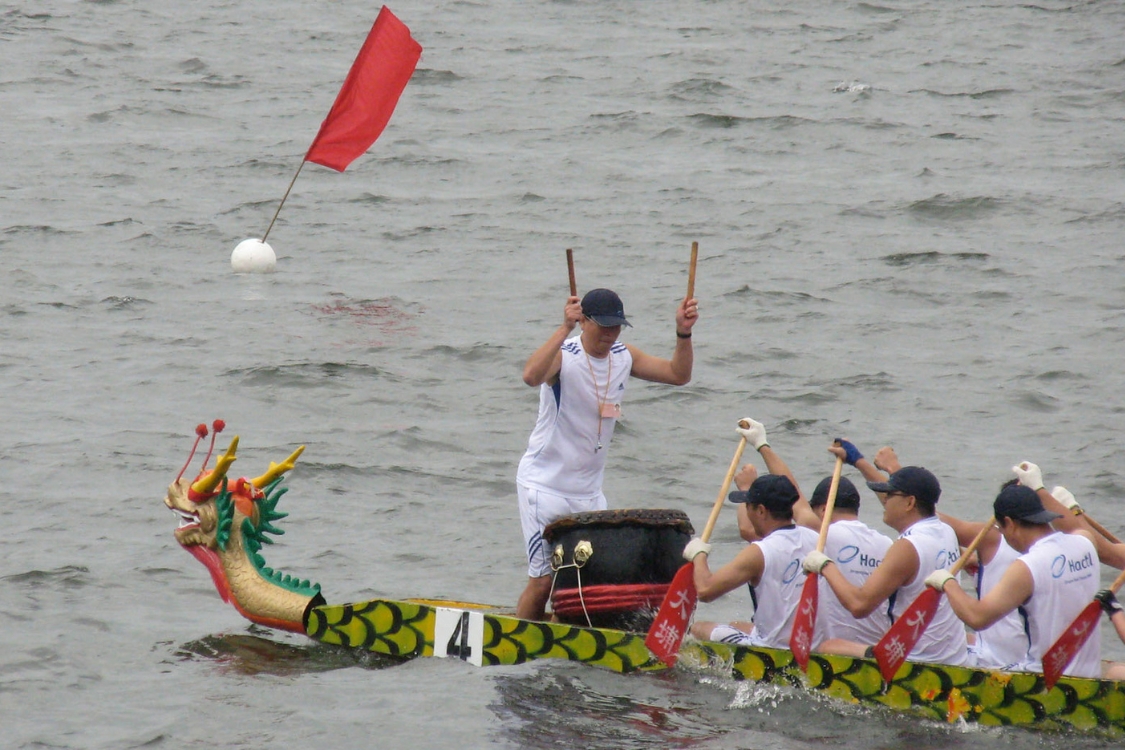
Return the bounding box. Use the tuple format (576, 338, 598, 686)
(548, 540, 594, 627)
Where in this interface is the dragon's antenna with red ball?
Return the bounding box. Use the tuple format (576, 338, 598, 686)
(199, 419, 226, 473)
(175, 423, 209, 483)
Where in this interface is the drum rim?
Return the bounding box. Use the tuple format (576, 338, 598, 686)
(543, 508, 694, 540)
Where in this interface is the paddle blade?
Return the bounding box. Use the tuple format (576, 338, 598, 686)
(645, 563, 697, 666)
(1042, 600, 1101, 691)
(872, 588, 941, 683)
(790, 573, 819, 671)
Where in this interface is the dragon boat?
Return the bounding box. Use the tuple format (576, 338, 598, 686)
(164, 430, 1125, 736)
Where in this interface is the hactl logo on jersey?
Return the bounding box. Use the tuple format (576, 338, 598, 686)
(783, 560, 802, 584)
(936, 548, 959, 568)
(838, 545, 880, 568)
(1052, 552, 1095, 578)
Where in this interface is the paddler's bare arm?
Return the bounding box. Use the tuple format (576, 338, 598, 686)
(872, 446, 903, 475)
(938, 512, 1001, 566)
(733, 464, 762, 542)
(1012, 463, 1125, 567)
(820, 537, 919, 619)
(938, 558, 1033, 631)
(522, 296, 582, 386)
(693, 542, 765, 602)
(827, 442, 888, 485)
(627, 297, 698, 385)
(755, 444, 818, 529)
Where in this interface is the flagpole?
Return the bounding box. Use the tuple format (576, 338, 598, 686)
(261, 160, 307, 244)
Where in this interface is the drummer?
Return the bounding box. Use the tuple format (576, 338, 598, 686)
(515, 288, 698, 620)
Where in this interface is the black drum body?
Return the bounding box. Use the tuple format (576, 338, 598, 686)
(542, 508, 693, 631)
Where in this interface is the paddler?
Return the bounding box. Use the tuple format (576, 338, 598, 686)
(718, 429, 897, 649)
(924, 484, 1103, 677)
(872, 446, 1031, 668)
(684, 419, 817, 647)
(515, 287, 698, 621)
(803, 465, 972, 666)
(1098, 589, 1125, 676)
(686, 466, 818, 649)
(729, 431, 897, 649)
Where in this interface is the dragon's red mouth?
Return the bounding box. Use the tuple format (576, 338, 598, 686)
(171, 508, 232, 604)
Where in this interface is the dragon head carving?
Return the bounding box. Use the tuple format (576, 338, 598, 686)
(165, 422, 323, 633)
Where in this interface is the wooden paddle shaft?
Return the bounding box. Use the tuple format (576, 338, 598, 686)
(700, 419, 751, 543)
(1109, 566, 1125, 595)
(949, 518, 994, 576)
(686, 241, 698, 301)
(816, 457, 845, 553)
(1080, 511, 1122, 545)
(566, 248, 577, 297)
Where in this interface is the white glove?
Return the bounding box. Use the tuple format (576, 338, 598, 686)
(683, 537, 711, 562)
(802, 550, 832, 574)
(1012, 461, 1044, 491)
(736, 418, 769, 450)
(925, 569, 956, 591)
(1051, 485, 1081, 513)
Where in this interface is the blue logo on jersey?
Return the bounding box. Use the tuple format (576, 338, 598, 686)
(1068, 552, 1094, 574)
(937, 548, 959, 568)
(782, 560, 802, 584)
(837, 545, 860, 564)
(1051, 554, 1066, 578)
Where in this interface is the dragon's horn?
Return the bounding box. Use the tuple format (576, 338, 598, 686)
(251, 445, 305, 489)
(190, 436, 240, 496)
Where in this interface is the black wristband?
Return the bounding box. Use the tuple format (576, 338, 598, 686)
(676, 331, 692, 339)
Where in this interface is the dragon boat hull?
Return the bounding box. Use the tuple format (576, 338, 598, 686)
(306, 596, 1125, 735)
(162, 432, 1125, 736)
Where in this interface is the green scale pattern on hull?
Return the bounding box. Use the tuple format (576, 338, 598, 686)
(307, 597, 1125, 735)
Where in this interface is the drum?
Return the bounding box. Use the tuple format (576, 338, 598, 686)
(542, 508, 693, 631)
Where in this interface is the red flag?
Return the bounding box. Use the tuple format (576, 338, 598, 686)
(645, 563, 696, 666)
(1042, 600, 1101, 690)
(305, 6, 422, 172)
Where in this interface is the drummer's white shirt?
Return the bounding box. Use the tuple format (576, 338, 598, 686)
(517, 336, 632, 499)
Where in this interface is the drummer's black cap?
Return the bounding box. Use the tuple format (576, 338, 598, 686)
(810, 475, 861, 512)
(581, 288, 632, 327)
(994, 484, 1062, 525)
(729, 474, 799, 513)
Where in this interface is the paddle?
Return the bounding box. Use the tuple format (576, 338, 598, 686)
(686, 241, 698, 301)
(1053, 486, 1122, 544)
(872, 517, 993, 682)
(566, 248, 577, 297)
(1042, 566, 1125, 690)
(645, 419, 751, 666)
(1078, 512, 1121, 545)
(790, 455, 844, 671)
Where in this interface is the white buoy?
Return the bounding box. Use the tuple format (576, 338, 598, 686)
(231, 238, 277, 273)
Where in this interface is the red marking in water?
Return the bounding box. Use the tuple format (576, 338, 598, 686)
(311, 300, 419, 341)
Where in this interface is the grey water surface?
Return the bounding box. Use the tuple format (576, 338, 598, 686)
(3, 0, 1125, 747)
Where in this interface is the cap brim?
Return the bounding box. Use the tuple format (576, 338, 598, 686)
(1023, 509, 1064, 524)
(588, 315, 632, 327)
(728, 490, 751, 504)
(866, 480, 894, 493)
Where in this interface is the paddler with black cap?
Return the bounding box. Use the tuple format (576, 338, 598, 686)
(802, 465, 972, 666)
(924, 484, 1103, 677)
(515, 287, 698, 621)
